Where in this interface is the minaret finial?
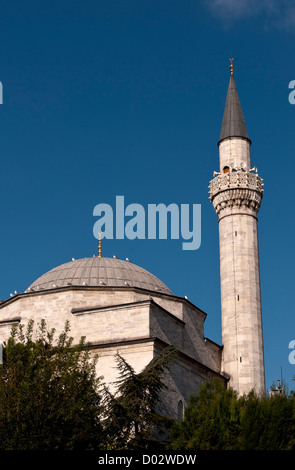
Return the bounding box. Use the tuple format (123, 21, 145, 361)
(230, 58, 234, 75)
(98, 233, 102, 258)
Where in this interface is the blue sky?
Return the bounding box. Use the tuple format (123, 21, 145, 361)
(0, 0, 294, 393)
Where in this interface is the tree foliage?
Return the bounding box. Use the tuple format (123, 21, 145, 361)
(240, 390, 295, 450)
(170, 379, 295, 450)
(0, 321, 177, 451)
(170, 379, 241, 450)
(0, 319, 103, 450)
(1, 319, 294, 451)
(102, 345, 177, 450)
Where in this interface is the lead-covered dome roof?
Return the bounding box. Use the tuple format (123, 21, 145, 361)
(27, 256, 173, 295)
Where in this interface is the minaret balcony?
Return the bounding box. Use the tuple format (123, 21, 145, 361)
(209, 170, 264, 201)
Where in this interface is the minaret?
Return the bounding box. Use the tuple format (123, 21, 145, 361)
(209, 60, 265, 396)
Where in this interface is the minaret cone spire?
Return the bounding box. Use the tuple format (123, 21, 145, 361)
(218, 59, 251, 146)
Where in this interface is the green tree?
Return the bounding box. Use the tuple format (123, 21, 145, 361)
(0, 319, 103, 450)
(171, 380, 240, 450)
(170, 379, 295, 450)
(170, 379, 242, 450)
(102, 345, 177, 450)
(240, 391, 295, 450)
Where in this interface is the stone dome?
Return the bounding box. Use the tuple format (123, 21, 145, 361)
(27, 256, 173, 295)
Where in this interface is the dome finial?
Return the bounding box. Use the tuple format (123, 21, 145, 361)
(98, 233, 102, 258)
(230, 57, 234, 75)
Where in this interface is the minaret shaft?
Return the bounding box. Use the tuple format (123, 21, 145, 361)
(218, 204, 264, 395)
(209, 66, 265, 396)
(219, 138, 251, 172)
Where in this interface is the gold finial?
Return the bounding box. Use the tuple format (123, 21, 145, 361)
(230, 58, 234, 75)
(98, 233, 102, 258)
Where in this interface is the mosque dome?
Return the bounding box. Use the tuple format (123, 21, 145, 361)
(27, 256, 173, 295)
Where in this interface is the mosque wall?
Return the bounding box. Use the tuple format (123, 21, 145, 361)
(0, 287, 224, 419)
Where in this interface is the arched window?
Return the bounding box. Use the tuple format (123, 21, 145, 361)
(177, 400, 184, 420)
(223, 166, 230, 174)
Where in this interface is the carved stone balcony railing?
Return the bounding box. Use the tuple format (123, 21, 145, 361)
(209, 171, 264, 201)
(209, 171, 264, 218)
